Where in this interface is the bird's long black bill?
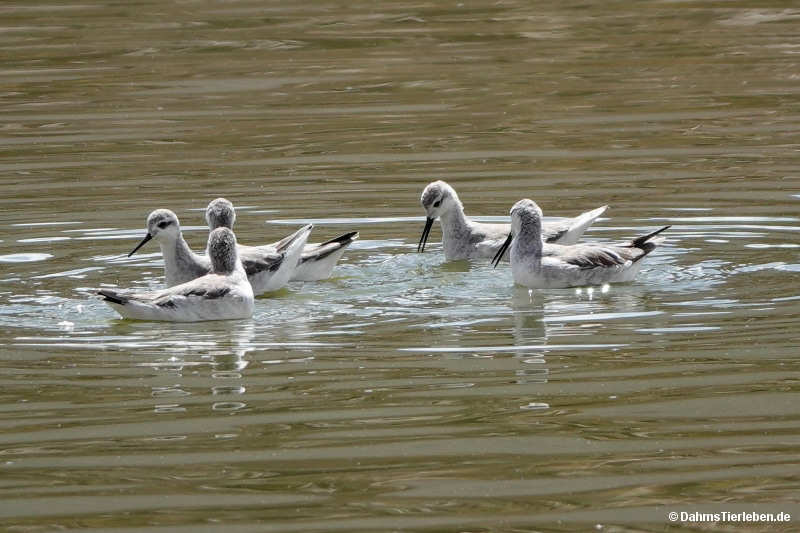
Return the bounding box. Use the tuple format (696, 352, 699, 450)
(128, 233, 153, 257)
(491, 233, 513, 268)
(417, 217, 434, 253)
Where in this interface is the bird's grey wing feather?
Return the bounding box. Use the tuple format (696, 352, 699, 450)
(541, 220, 571, 243)
(559, 244, 640, 269)
(476, 235, 507, 257)
(151, 276, 232, 308)
(239, 247, 284, 275)
(301, 241, 344, 262)
(301, 231, 358, 263)
(468, 222, 509, 245)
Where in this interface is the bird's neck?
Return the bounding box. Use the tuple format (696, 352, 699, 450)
(159, 233, 208, 286)
(439, 204, 470, 238)
(231, 260, 247, 280)
(512, 222, 543, 259)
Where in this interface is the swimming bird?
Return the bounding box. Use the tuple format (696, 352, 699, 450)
(418, 180, 608, 261)
(127, 209, 310, 294)
(100, 227, 254, 321)
(205, 197, 358, 281)
(492, 199, 669, 288)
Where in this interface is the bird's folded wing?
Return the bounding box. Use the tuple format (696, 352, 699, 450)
(476, 235, 507, 257)
(541, 220, 571, 243)
(240, 249, 284, 275)
(560, 245, 631, 269)
(151, 279, 232, 308)
(301, 231, 358, 262)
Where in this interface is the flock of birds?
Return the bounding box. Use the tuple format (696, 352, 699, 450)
(98, 180, 669, 322)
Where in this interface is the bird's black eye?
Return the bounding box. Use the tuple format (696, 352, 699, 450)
(157, 221, 170, 229)
(433, 200, 441, 207)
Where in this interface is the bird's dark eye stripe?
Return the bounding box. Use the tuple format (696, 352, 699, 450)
(157, 220, 171, 229)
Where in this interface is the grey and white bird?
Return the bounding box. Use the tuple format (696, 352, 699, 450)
(492, 199, 669, 288)
(127, 208, 310, 295)
(100, 227, 254, 321)
(418, 180, 607, 261)
(205, 197, 357, 282)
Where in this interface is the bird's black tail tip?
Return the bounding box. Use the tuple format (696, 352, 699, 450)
(98, 289, 127, 305)
(319, 231, 359, 247)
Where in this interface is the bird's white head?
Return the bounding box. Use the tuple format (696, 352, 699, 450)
(509, 198, 543, 235)
(145, 209, 181, 242)
(491, 199, 543, 267)
(127, 209, 181, 257)
(206, 197, 236, 230)
(420, 180, 462, 220)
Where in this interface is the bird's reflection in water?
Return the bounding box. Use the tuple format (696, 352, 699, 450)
(210, 321, 254, 412)
(133, 320, 257, 413)
(509, 286, 549, 385)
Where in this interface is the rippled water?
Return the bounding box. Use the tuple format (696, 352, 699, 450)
(2, 0, 800, 530)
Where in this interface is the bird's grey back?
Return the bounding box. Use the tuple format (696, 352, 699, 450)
(469, 220, 510, 244)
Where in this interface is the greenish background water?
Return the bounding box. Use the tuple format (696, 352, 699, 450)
(1, 1, 799, 531)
